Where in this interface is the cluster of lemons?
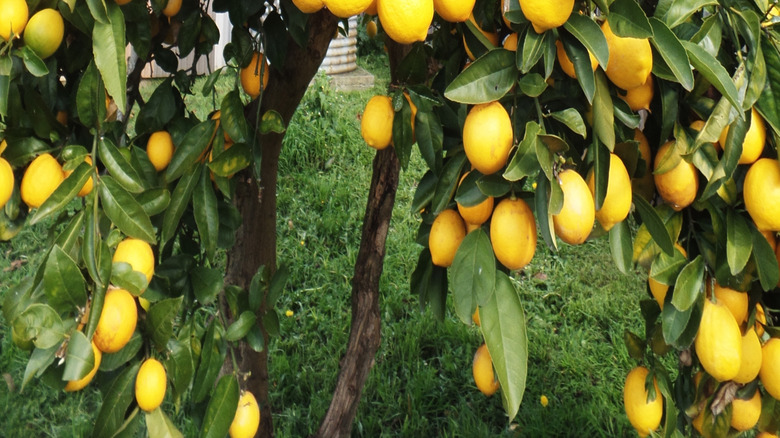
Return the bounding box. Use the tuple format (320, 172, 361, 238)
(0, 0, 64, 60)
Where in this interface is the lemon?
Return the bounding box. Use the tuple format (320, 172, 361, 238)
(93, 288, 138, 353)
(135, 358, 167, 412)
(620, 75, 654, 112)
(756, 303, 767, 337)
(0, 0, 28, 40)
(623, 366, 663, 437)
(113, 237, 155, 286)
(553, 169, 594, 245)
(0, 138, 7, 155)
(116, 0, 132, 4)
(602, 19, 653, 90)
(64, 156, 94, 197)
(744, 158, 780, 231)
(472, 307, 480, 326)
(490, 198, 536, 270)
(587, 153, 632, 231)
(712, 283, 748, 324)
(503, 33, 518, 51)
(20, 153, 65, 209)
(429, 209, 466, 267)
(761, 338, 780, 400)
(0, 157, 13, 209)
(361, 95, 394, 150)
(365, 0, 377, 14)
(162, 0, 182, 17)
(463, 14, 499, 61)
(240, 53, 270, 100)
(733, 328, 762, 384)
(462, 101, 513, 175)
(653, 141, 698, 211)
(377, 0, 433, 44)
(730, 389, 762, 431)
(366, 19, 377, 38)
(556, 39, 597, 79)
(324, 0, 372, 17)
(456, 172, 494, 226)
(648, 278, 668, 310)
(64, 341, 102, 392)
(23, 9, 64, 59)
(433, 0, 474, 22)
(230, 391, 261, 438)
(695, 299, 742, 382)
(519, 0, 574, 34)
(292, 0, 324, 13)
(719, 107, 766, 165)
(147, 131, 175, 171)
(631, 129, 655, 201)
(758, 432, 780, 438)
(472, 343, 499, 396)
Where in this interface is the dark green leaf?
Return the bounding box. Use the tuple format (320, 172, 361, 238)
(164, 338, 194, 397)
(200, 374, 239, 438)
(535, 174, 557, 251)
(44, 245, 87, 312)
(62, 330, 94, 381)
(191, 267, 223, 306)
(609, 220, 633, 274)
(135, 79, 177, 134)
(504, 121, 540, 181)
(110, 262, 147, 296)
(93, 2, 127, 112)
(19, 46, 49, 77)
(549, 108, 587, 139)
(451, 230, 496, 324)
(263, 310, 280, 337)
(593, 70, 615, 151)
(98, 176, 156, 243)
(454, 170, 487, 207)
(30, 162, 91, 225)
(624, 330, 645, 360)
(411, 171, 436, 214)
(22, 345, 58, 390)
(670, 256, 704, 311)
(519, 28, 549, 73)
(415, 110, 443, 171)
(517, 73, 547, 97)
(752, 226, 780, 291)
(100, 332, 142, 371)
(137, 188, 171, 217)
(98, 137, 146, 193)
(392, 96, 414, 170)
(220, 89, 250, 143)
(649, 18, 694, 90)
(145, 297, 183, 351)
(634, 195, 674, 256)
(431, 152, 466, 215)
(165, 120, 216, 181)
(267, 264, 289, 309)
(563, 14, 609, 70)
(682, 40, 742, 111)
(161, 165, 201, 248)
(76, 62, 105, 128)
(650, 246, 687, 285)
(444, 49, 516, 104)
(662, 296, 701, 348)
(225, 311, 257, 342)
(726, 210, 752, 276)
(193, 169, 219, 260)
(757, 35, 780, 136)
(608, 0, 653, 38)
(91, 361, 141, 438)
(559, 31, 596, 103)
(192, 321, 225, 403)
(661, 0, 717, 29)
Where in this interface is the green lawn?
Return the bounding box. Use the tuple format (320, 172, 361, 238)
(1, 52, 649, 436)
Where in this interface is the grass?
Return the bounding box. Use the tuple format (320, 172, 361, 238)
(1, 51, 649, 436)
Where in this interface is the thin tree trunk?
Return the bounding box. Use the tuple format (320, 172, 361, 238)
(314, 41, 411, 438)
(224, 10, 338, 438)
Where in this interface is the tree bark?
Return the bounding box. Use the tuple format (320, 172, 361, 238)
(224, 10, 338, 438)
(314, 41, 411, 438)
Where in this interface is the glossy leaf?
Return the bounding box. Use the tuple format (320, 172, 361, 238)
(226, 311, 257, 342)
(608, 0, 653, 38)
(560, 32, 596, 103)
(609, 220, 632, 274)
(259, 110, 285, 134)
(145, 297, 183, 351)
(752, 226, 780, 291)
(91, 361, 141, 438)
(415, 110, 443, 171)
(98, 137, 146, 193)
(76, 62, 105, 128)
(62, 330, 94, 381)
(504, 121, 540, 182)
(650, 245, 687, 286)
(193, 170, 219, 260)
(670, 256, 704, 311)
(662, 296, 702, 348)
(649, 18, 694, 90)
(220, 89, 250, 144)
(682, 41, 742, 111)
(191, 267, 223, 306)
(209, 142, 252, 177)
(431, 152, 466, 215)
(661, 0, 717, 29)
(454, 170, 488, 207)
(549, 108, 587, 139)
(100, 332, 142, 372)
(30, 162, 91, 225)
(267, 264, 289, 309)
(519, 28, 549, 74)
(12, 304, 65, 349)
(135, 79, 177, 134)
(451, 229, 496, 324)
(392, 95, 414, 170)
(44, 245, 87, 313)
(563, 14, 609, 69)
(98, 176, 156, 243)
(757, 35, 780, 135)
(192, 321, 225, 403)
(145, 408, 183, 438)
(726, 210, 752, 276)
(93, 2, 127, 112)
(200, 374, 239, 438)
(137, 188, 171, 217)
(634, 195, 674, 256)
(535, 174, 557, 251)
(165, 338, 194, 397)
(22, 345, 57, 390)
(444, 49, 516, 104)
(592, 70, 615, 151)
(165, 120, 216, 181)
(161, 165, 201, 248)
(410, 248, 448, 321)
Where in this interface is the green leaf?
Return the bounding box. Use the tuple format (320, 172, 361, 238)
(209, 142, 252, 177)
(164, 338, 194, 397)
(650, 247, 687, 285)
(444, 50, 516, 104)
(44, 245, 87, 313)
(91, 361, 141, 438)
(30, 162, 91, 225)
(135, 79, 177, 134)
(19, 46, 49, 77)
(519, 28, 549, 73)
(454, 171, 487, 207)
(259, 109, 285, 134)
(591, 141, 609, 210)
(751, 226, 780, 291)
(682, 40, 742, 111)
(100, 332, 142, 371)
(12, 304, 65, 349)
(200, 374, 239, 438)
(86, 0, 109, 23)
(192, 321, 225, 403)
(76, 62, 105, 128)
(609, 220, 632, 274)
(451, 229, 496, 324)
(431, 152, 466, 215)
(624, 330, 645, 360)
(263, 309, 280, 337)
(726, 210, 752, 276)
(504, 121, 540, 182)
(548, 108, 587, 139)
(145, 408, 183, 438)
(267, 264, 289, 309)
(517, 73, 547, 97)
(62, 330, 94, 381)
(534, 174, 557, 251)
(593, 70, 615, 151)
(662, 296, 702, 348)
(634, 195, 674, 256)
(110, 262, 147, 296)
(161, 165, 201, 248)
(98, 176, 156, 243)
(757, 35, 780, 136)
(226, 311, 257, 342)
(415, 110, 443, 171)
(193, 170, 219, 260)
(145, 297, 183, 351)
(392, 94, 414, 170)
(608, 0, 653, 38)
(137, 188, 171, 217)
(22, 345, 58, 390)
(98, 137, 146, 193)
(220, 89, 250, 143)
(165, 120, 216, 181)
(563, 14, 609, 70)
(661, 0, 717, 29)
(559, 32, 596, 103)
(480, 272, 528, 421)
(93, 2, 127, 112)
(410, 249, 448, 321)
(191, 267, 223, 306)
(649, 18, 694, 91)
(670, 256, 704, 311)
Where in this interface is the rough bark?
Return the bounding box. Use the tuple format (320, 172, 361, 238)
(223, 10, 338, 438)
(314, 41, 411, 438)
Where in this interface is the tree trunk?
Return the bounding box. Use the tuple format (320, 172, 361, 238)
(224, 10, 338, 438)
(314, 41, 411, 438)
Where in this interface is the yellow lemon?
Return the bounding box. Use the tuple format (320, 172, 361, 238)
(472, 307, 480, 326)
(756, 303, 767, 337)
(292, 0, 324, 13)
(730, 389, 761, 431)
(23, 9, 64, 59)
(587, 153, 632, 231)
(653, 141, 698, 211)
(323, 0, 373, 18)
(553, 169, 595, 245)
(433, 0, 474, 22)
(0, 157, 13, 209)
(162, 0, 182, 17)
(490, 198, 536, 270)
(712, 283, 748, 325)
(503, 33, 518, 51)
(366, 19, 377, 38)
(623, 366, 663, 437)
(240, 53, 270, 100)
(518, 0, 574, 34)
(428, 209, 466, 267)
(64, 156, 94, 197)
(758, 432, 780, 438)
(377, 0, 433, 44)
(556, 39, 597, 79)
(93, 288, 138, 353)
(361, 95, 394, 150)
(719, 107, 766, 165)
(20, 153, 65, 209)
(695, 299, 742, 382)
(364, 0, 377, 14)
(472, 343, 499, 396)
(230, 391, 261, 438)
(64, 341, 102, 392)
(113, 237, 155, 286)
(620, 74, 654, 112)
(456, 172, 494, 226)
(147, 131, 175, 171)
(733, 328, 762, 384)
(462, 101, 513, 175)
(463, 14, 499, 60)
(602, 19, 653, 90)
(761, 338, 780, 400)
(0, 0, 28, 40)
(135, 358, 167, 412)
(0, 138, 7, 155)
(744, 158, 780, 231)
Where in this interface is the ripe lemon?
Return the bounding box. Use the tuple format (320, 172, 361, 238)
(712, 283, 748, 324)
(648, 244, 686, 309)
(620, 75, 654, 112)
(456, 172, 494, 226)
(632, 129, 655, 201)
(602, 19, 653, 90)
(503, 33, 518, 51)
(162, 0, 182, 17)
(761, 338, 780, 400)
(472, 343, 499, 396)
(490, 198, 536, 270)
(230, 391, 261, 438)
(433, 0, 474, 22)
(292, 0, 324, 13)
(734, 328, 762, 384)
(366, 19, 377, 38)
(20, 153, 65, 209)
(553, 169, 594, 245)
(323, 0, 372, 17)
(0, 157, 13, 209)
(135, 358, 167, 412)
(519, 0, 574, 34)
(429, 209, 466, 267)
(113, 237, 155, 286)
(361, 95, 394, 150)
(365, 0, 377, 14)
(403, 92, 418, 139)
(93, 288, 138, 353)
(463, 14, 499, 61)
(556, 39, 597, 79)
(240, 53, 270, 100)
(0, 138, 7, 155)
(689, 120, 721, 153)
(23, 9, 63, 59)
(64, 341, 102, 392)
(623, 366, 663, 437)
(377, 0, 433, 44)
(147, 131, 175, 171)
(0, 0, 28, 40)
(472, 307, 480, 326)
(744, 158, 780, 231)
(587, 153, 632, 231)
(756, 303, 767, 337)
(695, 299, 742, 382)
(463, 101, 513, 175)
(116, 0, 132, 4)
(730, 389, 761, 431)
(719, 107, 766, 165)
(758, 432, 780, 438)
(653, 141, 698, 211)
(64, 156, 94, 197)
